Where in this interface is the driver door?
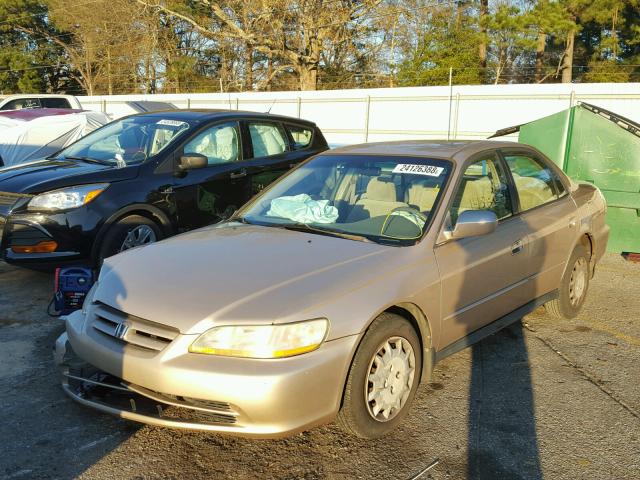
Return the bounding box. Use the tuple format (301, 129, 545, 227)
(170, 121, 253, 229)
(434, 152, 531, 348)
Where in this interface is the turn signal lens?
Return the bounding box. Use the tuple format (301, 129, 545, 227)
(11, 241, 58, 254)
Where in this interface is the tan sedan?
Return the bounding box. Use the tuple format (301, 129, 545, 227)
(55, 140, 609, 439)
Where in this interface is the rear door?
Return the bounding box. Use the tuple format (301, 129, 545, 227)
(243, 120, 293, 196)
(499, 148, 577, 296)
(434, 151, 532, 348)
(243, 120, 320, 196)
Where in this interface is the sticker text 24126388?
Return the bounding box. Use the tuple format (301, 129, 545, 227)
(392, 164, 444, 177)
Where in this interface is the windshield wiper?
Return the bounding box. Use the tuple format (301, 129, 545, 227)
(226, 215, 252, 225)
(63, 156, 112, 166)
(278, 222, 372, 243)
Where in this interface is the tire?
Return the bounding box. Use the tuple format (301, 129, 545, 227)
(96, 215, 162, 266)
(337, 313, 423, 439)
(545, 244, 590, 319)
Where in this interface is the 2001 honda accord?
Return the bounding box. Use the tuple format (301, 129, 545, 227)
(55, 140, 609, 439)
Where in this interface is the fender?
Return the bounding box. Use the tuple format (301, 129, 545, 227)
(347, 302, 435, 386)
(90, 203, 177, 262)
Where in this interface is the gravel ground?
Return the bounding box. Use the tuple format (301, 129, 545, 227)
(0, 253, 638, 480)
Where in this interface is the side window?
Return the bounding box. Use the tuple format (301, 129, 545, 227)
(450, 156, 513, 225)
(287, 124, 313, 150)
(41, 98, 71, 108)
(184, 122, 240, 165)
(504, 154, 559, 212)
(248, 122, 288, 158)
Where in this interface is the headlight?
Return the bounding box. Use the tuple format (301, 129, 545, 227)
(189, 319, 329, 358)
(28, 183, 109, 211)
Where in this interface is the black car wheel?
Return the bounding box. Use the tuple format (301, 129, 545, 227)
(337, 313, 422, 439)
(97, 215, 162, 265)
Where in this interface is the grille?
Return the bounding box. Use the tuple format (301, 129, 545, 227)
(92, 302, 179, 352)
(6, 223, 50, 246)
(128, 385, 238, 424)
(65, 370, 238, 426)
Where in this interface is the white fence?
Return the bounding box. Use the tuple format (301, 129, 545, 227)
(78, 83, 640, 146)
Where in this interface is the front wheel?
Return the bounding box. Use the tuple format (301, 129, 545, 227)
(545, 244, 590, 319)
(97, 215, 162, 266)
(337, 313, 422, 439)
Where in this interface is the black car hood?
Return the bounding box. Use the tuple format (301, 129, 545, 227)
(0, 159, 139, 194)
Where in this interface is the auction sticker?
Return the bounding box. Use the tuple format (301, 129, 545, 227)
(157, 119, 189, 128)
(393, 164, 444, 176)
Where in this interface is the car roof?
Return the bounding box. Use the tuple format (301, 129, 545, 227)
(2, 94, 75, 99)
(326, 140, 530, 164)
(125, 109, 318, 126)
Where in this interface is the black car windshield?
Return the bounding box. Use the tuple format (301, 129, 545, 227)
(55, 116, 191, 166)
(239, 154, 453, 245)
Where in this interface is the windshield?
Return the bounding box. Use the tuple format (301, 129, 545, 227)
(55, 116, 191, 166)
(239, 154, 453, 245)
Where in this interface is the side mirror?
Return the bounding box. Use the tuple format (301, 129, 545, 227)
(451, 210, 498, 239)
(179, 153, 208, 171)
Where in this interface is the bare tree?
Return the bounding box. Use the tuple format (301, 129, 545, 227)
(135, 0, 383, 91)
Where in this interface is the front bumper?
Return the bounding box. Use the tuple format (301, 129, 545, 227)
(2, 210, 100, 267)
(56, 313, 359, 438)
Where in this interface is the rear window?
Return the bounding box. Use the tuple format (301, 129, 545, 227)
(41, 98, 72, 108)
(287, 124, 313, 149)
(248, 122, 288, 158)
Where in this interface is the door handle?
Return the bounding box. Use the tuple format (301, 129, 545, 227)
(289, 163, 298, 169)
(511, 239, 524, 255)
(230, 169, 247, 179)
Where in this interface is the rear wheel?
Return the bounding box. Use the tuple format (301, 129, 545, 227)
(545, 244, 590, 319)
(337, 313, 422, 439)
(97, 215, 162, 265)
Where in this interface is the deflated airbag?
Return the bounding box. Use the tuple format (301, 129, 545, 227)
(266, 194, 339, 224)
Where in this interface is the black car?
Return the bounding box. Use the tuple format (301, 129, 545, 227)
(0, 110, 328, 268)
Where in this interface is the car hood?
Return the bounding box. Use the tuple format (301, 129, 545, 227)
(96, 223, 394, 335)
(0, 158, 138, 194)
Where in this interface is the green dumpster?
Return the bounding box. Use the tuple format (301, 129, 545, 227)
(496, 103, 640, 254)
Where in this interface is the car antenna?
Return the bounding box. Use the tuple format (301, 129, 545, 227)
(266, 98, 277, 114)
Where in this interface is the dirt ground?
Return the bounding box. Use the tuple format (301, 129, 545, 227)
(0, 253, 638, 480)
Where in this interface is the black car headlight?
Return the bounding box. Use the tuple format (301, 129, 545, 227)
(28, 183, 109, 212)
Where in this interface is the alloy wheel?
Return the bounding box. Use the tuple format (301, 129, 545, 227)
(119, 225, 157, 252)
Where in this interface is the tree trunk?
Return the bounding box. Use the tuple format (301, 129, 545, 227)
(245, 43, 253, 91)
(562, 29, 575, 83)
(478, 0, 488, 80)
(299, 64, 318, 91)
(612, 7, 619, 58)
(84, 55, 94, 96)
(106, 47, 113, 95)
(535, 31, 546, 83)
(265, 55, 273, 91)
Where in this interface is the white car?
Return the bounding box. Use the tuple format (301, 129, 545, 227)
(0, 94, 82, 111)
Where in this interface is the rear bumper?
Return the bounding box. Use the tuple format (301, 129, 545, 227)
(56, 313, 359, 438)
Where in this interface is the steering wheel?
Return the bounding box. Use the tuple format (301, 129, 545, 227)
(129, 150, 147, 162)
(380, 206, 427, 240)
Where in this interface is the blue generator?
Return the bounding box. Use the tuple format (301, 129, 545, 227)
(53, 267, 95, 316)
